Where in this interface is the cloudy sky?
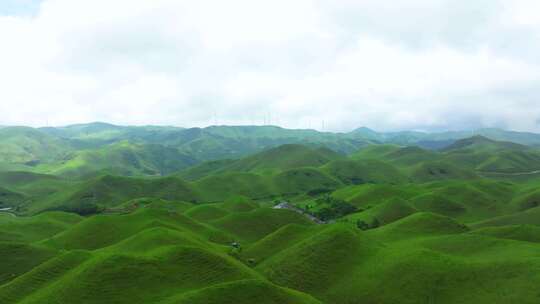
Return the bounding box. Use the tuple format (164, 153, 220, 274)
(1, 0, 539, 132)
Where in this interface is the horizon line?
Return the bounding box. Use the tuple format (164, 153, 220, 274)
(1, 121, 539, 135)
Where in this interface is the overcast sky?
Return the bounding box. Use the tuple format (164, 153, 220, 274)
(1, 0, 539, 132)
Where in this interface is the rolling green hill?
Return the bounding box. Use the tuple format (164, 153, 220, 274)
(212, 144, 343, 174)
(4, 123, 540, 179)
(322, 159, 407, 185)
(349, 136, 540, 177)
(0, 127, 72, 166)
(442, 135, 527, 152)
(3, 126, 540, 303)
(1, 186, 540, 303)
(1, 124, 367, 178)
(46, 141, 197, 178)
(41, 124, 372, 161)
(3, 136, 539, 219)
(442, 136, 540, 173)
(349, 127, 540, 147)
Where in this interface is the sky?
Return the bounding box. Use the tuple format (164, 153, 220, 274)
(0, 0, 539, 132)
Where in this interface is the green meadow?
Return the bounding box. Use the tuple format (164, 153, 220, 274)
(1, 124, 540, 303)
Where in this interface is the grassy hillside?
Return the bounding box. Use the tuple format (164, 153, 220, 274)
(0, 201, 323, 304)
(254, 213, 540, 304)
(6, 175, 202, 215)
(2, 124, 364, 178)
(0, 127, 72, 165)
(349, 127, 540, 146)
(46, 141, 197, 178)
(163, 280, 322, 304)
(214, 144, 343, 174)
(4, 137, 539, 218)
(176, 160, 232, 181)
(2, 131, 540, 303)
(351, 136, 540, 177)
(442, 136, 540, 173)
(322, 159, 407, 185)
(1, 192, 540, 303)
(4, 123, 540, 179)
(40, 123, 372, 160)
(185, 144, 343, 179)
(209, 208, 314, 243)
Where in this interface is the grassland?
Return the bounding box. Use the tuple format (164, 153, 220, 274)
(1, 129, 540, 303)
(2, 195, 539, 304)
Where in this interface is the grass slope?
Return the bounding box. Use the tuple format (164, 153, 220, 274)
(210, 208, 314, 243)
(48, 141, 198, 178)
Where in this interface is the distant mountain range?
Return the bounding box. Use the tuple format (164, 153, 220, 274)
(2, 122, 540, 178)
(349, 126, 540, 147)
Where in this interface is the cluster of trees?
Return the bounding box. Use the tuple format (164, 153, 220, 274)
(356, 218, 380, 230)
(311, 195, 358, 221)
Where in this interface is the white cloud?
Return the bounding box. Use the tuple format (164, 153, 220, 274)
(0, 0, 539, 131)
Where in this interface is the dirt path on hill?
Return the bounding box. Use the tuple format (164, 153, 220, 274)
(0, 211, 16, 218)
(273, 202, 326, 224)
(479, 170, 540, 176)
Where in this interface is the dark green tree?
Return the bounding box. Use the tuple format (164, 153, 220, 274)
(356, 220, 370, 230)
(370, 218, 380, 229)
